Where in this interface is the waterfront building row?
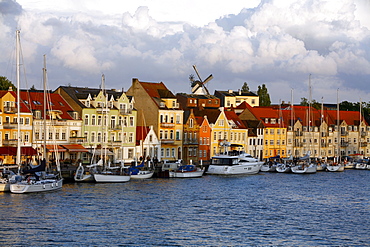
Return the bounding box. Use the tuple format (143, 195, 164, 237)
(0, 78, 368, 165)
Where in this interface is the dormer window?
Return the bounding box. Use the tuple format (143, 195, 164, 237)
(265, 118, 269, 124)
(86, 100, 90, 107)
(160, 102, 165, 108)
(271, 119, 276, 124)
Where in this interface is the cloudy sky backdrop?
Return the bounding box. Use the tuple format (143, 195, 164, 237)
(0, 0, 369, 104)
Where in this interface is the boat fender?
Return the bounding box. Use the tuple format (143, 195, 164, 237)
(51, 183, 54, 188)
(43, 184, 46, 189)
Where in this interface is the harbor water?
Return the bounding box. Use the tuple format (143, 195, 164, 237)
(0, 169, 369, 246)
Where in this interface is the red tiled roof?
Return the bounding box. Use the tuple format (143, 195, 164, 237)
(18, 91, 74, 120)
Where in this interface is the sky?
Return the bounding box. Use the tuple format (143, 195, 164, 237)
(0, 0, 369, 104)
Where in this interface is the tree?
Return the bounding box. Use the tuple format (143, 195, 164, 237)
(0, 76, 16, 91)
(257, 84, 271, 106)
(241, 82, 249, 92)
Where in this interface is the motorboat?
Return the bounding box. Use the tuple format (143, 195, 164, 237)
(207, 151, 263, 175)
(129, 161, 154, 179)
(169, 164, 205, 178)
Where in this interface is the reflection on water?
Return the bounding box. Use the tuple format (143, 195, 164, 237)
(0, 170, 369, 246)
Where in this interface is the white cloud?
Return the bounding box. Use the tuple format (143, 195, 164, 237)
(0, 0, 369, 105)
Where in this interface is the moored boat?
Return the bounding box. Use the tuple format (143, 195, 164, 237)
(74, 163, 98, 182)
(207, 150, 263, 175)
(169, 164, 205, 178)
(291, 153, 317, 174)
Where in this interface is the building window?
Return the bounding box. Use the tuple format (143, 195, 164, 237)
(84, 115, 89, 125)
(91, 115, 96, 125)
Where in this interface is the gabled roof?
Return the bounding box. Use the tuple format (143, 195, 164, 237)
(140, 81, 175, 99)
(56, 86, 125, 108)
(136, 126, 150, 146)
(192, 108, 221, 124)
(18, 90, 75, 120)
(1, 90, 32, 114)
(224, 110, 247, 129)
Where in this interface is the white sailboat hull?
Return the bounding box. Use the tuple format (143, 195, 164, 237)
(131, 171, 154, 179)
(94, 174, 130, 183)
(355, 163, 367, 169)
(0, 182, 10, 192)
(276, 165, 291, 173)
(169, 168, 205, 178)
(291, 164, 317, 174)
(326, 165, 345, 172)
(10, 179, 63, 193)
(207, 162, 263, 175)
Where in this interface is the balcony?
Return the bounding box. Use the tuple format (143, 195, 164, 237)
(51, 120, 67, 126)
(294, 131, 303, 136)
(341, 131, 348, 136)
(340, 141, 349, 147)
(69, 136, 87, 144)
(3, 121, 17, 129)
(160, 123, 175, 128)
(183, 138, 198, 145)
(96, 108, 110, 114)
(3, 106, 17, 113)
(2, 139, 18, 146)
(161, 139, 175, 144)
(119, 109, 132, 115)
(360, 142, 368, 147)
(110, 125, 122, 130)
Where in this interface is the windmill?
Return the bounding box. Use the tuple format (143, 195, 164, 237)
(190, 65, 213, 95)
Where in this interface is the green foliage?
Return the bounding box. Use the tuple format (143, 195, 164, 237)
(241, 82, 249, 92)
(257, 84, 271, 106)
(0, 76, 16, 91)
(300, 97, 321, 109)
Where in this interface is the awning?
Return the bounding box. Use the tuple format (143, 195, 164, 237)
(88, 148, 115, 156)
(45, 145, 67, 152)
(62, 144, 88, 152)
(0, 147, 38, 156)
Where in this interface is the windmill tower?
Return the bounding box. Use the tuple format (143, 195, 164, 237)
(190, 65, 213, 95)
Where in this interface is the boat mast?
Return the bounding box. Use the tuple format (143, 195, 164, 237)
(16, 30, 21, 172)
(43, 55, 48, 168)
(337, 89, 340, 163)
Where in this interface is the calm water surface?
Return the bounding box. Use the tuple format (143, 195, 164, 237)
(0, 170, 369, 246)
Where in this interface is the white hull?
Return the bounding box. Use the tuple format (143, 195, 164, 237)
(326, 165, 345, 172)
(75, 174, 94, 182)
(260, 164, 277, 172)
(355, 163, 367, 169)
(10, 179, 63, 193)
(131, 171, 154, 179)
(169, 168, 205, 178)
(276, 165, 291, 173)
(344, 163, 355, 169)
(207, 162, 263, 175)
(94, 174, 130, 183)
(291, 164, 317, 174)
(0, 182, 10, 192)
(316, 164, 327, 171)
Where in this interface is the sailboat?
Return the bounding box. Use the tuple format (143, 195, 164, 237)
(326, 89, 344, 172)
(92, 75, 130, 183)
(10, 38, 63, 193)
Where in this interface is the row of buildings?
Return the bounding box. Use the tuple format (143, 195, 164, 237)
(0, 77, 368, 165)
